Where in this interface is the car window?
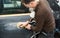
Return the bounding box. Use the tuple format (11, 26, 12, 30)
(3, 0, 21, 8)
(0, 0, 29, 15)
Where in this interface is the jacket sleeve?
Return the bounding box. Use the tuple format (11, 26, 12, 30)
(31, 12, 45, 32)
(30, 0, 55, 32)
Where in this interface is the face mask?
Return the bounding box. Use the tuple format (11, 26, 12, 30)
(29, 8, 35, 18)
(29, 0, 39, 18)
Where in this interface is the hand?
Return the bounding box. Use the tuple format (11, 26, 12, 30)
(25, 24, 31, 30)
(17, 21, 29, 28)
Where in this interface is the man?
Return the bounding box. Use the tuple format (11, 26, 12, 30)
(17, 0, 55, 38)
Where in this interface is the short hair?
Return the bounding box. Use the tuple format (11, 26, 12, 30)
(21, 0, 34, 4)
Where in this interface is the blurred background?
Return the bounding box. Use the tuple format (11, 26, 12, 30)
(0, 0, 60, 38)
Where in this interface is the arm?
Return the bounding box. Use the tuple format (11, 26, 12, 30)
(30, 14, 45, 32)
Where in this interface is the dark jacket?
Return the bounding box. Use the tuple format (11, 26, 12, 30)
(31, 0, 55, 32)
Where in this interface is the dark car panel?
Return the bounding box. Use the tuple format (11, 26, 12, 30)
(0, 14, 33, 38)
